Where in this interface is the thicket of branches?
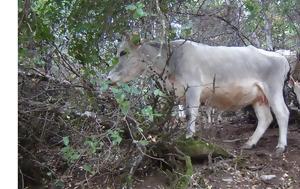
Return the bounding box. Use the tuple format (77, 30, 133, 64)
(18, 0, 299, 188)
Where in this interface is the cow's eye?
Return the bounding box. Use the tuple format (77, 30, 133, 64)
(119, 50, 127, 57)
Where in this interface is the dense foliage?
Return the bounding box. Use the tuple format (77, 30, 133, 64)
(18, 0, 299, 69)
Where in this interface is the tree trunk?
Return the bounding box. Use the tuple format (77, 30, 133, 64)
(251, 32, 261, 48)
(260, 0, 273, 50)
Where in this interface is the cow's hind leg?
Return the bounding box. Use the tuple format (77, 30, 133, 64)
(242, 102, 273, 149)
(268, 93, 290, 153)
(185, 87, 201, 138)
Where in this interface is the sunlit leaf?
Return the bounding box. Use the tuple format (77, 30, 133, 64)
(63, 136, 69, 146)
(83, 164, 93, 174)
(125, 4, 136, 11)
(138, 140, 149, 146)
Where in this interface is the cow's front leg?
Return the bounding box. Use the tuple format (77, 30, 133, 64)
(185, 87, 202, 138)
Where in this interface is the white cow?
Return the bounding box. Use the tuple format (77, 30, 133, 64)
(108, 38, 291, 153)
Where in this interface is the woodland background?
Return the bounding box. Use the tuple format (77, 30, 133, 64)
(18, 0, 300, 188)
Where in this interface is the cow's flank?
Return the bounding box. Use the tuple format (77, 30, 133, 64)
(200, 80, 268, 110)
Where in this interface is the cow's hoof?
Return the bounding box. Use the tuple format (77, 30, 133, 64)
(241, 143, 253, 150)
(185, 132, 194, 139)
(275, 146, 285, 156)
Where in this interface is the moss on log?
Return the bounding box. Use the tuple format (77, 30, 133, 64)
(151, 135, 232, 189)
(175, 155, 193, 189)
(176, 136, 232, 159)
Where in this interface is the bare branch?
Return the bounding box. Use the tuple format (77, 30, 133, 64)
(171, 11, 254, 46)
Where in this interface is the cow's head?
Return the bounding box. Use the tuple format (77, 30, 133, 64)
(293, 80, 300, 104)
(107, 35, 166, 83)
(289, 77, 300, 105)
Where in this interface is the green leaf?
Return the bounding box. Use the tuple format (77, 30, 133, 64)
(110, 57, 119, 66)
(61, 146, 80, 163)
(108, 129, 123, 145)
(244, 0, 260, 16)
(138, 140, 149, 146)
(54, 180, 65, 189)
(142, 106, 153, 114)
(84, 140, 97, 153)
(120, 100, 130, 115)
(72, 153, 80, 160)
(111, 87, 120, 95)
(125, 4, 136, 11)
(137, 127, 143, 132)
(133, 8, 146, 19)
(83, 164, 93, 174)
(142, 106, 154, 121)
(63, 136, 69, 146)
(121, 83, 131, 93)
(131, 34, 141, 45)
(100, 82, 109, 92)
(154, 89, 164, 97)
(168, 30, 177, 40)
(136, 2, 145, 8)
(131, 87, 140, 95)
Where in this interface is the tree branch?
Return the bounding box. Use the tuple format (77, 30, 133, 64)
(171, 11, 254, 46)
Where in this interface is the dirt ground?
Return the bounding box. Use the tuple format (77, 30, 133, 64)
(134, 111, 300, 189)
(194, 122, 300, 189)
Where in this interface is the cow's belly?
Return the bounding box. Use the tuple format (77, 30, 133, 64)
(200, 81, 267, 110)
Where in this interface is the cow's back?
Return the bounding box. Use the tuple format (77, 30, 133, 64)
(169, 40, 289, 85)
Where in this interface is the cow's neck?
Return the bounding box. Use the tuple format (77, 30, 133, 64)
(146, 42, 169, 75)
(141, 41, 176, 90)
